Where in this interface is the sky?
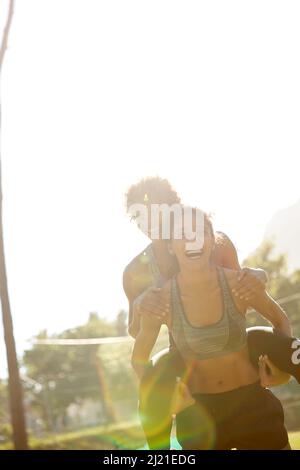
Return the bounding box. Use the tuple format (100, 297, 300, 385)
(0, 0, 300, 377)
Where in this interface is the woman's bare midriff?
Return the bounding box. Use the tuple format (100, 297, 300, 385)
(185, 346, 259, 394)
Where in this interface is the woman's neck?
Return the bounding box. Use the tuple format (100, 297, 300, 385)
(177, 260, 217, 291)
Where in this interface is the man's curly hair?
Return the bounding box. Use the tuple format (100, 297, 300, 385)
(125, 176, 181, 212)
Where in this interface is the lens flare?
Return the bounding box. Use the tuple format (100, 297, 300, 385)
(175, 400, 216, 450)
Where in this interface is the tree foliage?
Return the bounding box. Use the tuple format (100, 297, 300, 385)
(243, 240, 300, 335)
(22, 313, 129, 429)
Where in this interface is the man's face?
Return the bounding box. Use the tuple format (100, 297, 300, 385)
(129, 207, 162, 240)
(129, 204, 209, 252)
(129, 204, 174, 241)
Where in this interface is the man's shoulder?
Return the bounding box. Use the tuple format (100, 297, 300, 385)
(215, 231, 237, 253)
(214, 231, 240, 269)
(123, 244, 152, 277)
(215, 230, 230, 245)
(123, 244, 153, 299)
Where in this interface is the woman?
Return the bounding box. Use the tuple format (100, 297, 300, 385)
(124, 176, 300, 449)
(131, 208, 292, 449)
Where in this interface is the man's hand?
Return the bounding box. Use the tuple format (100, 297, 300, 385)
(259, 355, 291, 388)
(133, 283, 171, 322)
(232, 267, 267, 301)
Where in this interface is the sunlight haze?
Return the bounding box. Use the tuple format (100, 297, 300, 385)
(0, 0, 299, 376)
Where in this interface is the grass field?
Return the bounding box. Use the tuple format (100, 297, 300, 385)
(0, 423, 300, 450)
(290, 431, 300, 450)
(0, 421, 145, 450)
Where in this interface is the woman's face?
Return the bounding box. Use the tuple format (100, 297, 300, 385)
(170, 218, 215, 269)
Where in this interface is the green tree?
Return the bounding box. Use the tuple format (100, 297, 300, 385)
(23, 313, 119, 430)
(243, 240, 300, 335)
(115, 310, 128, 336)
(0, 0, 28, 450)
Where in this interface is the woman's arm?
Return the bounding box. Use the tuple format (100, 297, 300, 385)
(247, 327, 300, 384)
(131, 313, 162, 379)
(227, 264, 299, 386)
(131, 280, 172, 379)
(245, 291, 292, 386)
(123, 267, 170, 339)
(248, 291, 292, 337)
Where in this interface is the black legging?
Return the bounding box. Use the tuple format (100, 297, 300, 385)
(139, 327, 300, 449)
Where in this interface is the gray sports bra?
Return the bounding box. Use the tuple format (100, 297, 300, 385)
(170, 267, 247, 360)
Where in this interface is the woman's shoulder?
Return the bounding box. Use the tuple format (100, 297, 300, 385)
(220, 267, 247, 314)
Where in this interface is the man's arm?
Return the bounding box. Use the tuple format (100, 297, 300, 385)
(123, 269, 140, 338)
